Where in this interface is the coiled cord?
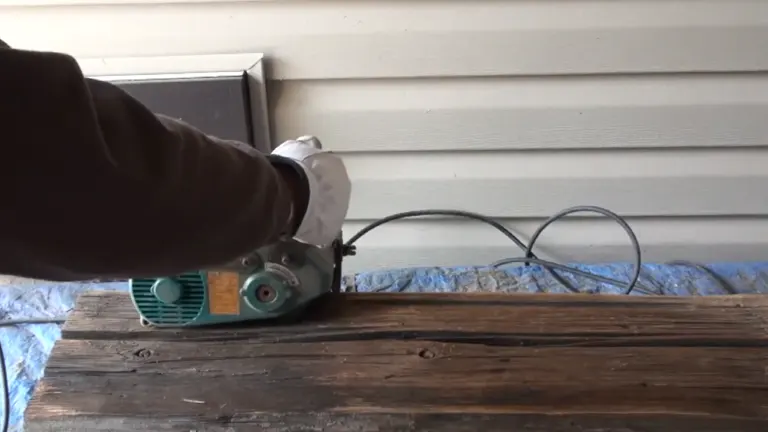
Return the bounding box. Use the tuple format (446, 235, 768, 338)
(344, 205, 644, 295)
(343, 205, 736, 296)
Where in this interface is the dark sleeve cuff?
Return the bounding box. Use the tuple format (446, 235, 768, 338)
(266, 154, 311, 237)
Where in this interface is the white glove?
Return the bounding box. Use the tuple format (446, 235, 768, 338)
(271, 136, 351, 246)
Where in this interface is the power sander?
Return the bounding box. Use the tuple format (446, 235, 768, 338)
(129, 137, 356, 328)
(129, 238, 351, 327)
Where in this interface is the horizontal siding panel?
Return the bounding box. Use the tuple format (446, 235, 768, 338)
(271, 75, 768, 151)
(341, 217, 768, 272)
(1, 0, 768, 79)
(341, 149, 768, 219)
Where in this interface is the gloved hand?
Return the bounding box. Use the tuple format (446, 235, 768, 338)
(270, 136, 351, 247)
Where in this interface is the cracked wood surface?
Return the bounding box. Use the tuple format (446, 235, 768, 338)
(25, 291, 768, 431)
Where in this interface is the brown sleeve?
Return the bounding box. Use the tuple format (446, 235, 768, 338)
(0, 42, 300, 281)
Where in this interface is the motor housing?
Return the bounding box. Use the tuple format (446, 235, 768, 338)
(129, 237, 340, 327)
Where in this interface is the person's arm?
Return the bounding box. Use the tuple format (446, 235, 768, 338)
(0, 42, 307, 281)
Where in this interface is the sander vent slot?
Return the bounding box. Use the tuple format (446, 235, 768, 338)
(130, 273, 206, 325)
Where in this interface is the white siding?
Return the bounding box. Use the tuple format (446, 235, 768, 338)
(2, 0, 768, 272)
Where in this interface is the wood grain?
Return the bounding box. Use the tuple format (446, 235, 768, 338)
(25, 291, 768, 431)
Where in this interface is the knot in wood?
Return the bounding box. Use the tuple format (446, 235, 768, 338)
(417, 348, 435, 359)
(134, 348, 152, 358)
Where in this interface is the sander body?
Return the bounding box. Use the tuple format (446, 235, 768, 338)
(129, 236, 346, 327)
(129, 136, 353, 328)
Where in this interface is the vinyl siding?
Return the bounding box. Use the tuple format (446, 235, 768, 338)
(2, 0, 767, 272)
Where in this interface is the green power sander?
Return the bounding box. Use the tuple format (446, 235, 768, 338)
(129, 236, 350, 327)
(129, 136, 354, 328)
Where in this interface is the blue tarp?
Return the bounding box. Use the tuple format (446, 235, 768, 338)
(3, 262, 768, 430)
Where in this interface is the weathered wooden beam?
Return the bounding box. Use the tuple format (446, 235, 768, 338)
(25, 291, 768, 431)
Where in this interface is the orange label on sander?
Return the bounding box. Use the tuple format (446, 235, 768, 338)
(207, 271, 241, 315)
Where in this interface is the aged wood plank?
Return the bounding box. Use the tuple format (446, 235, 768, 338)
(25, 291, 768, 431)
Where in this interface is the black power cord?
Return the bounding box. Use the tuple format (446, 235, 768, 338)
(343, 206, 735, 296)
(344, 205, 643, 295)
(0, 318, 66, 432)
(0, 342, 7, 432)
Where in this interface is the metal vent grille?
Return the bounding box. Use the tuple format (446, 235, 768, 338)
(130, 273, 205, 325)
